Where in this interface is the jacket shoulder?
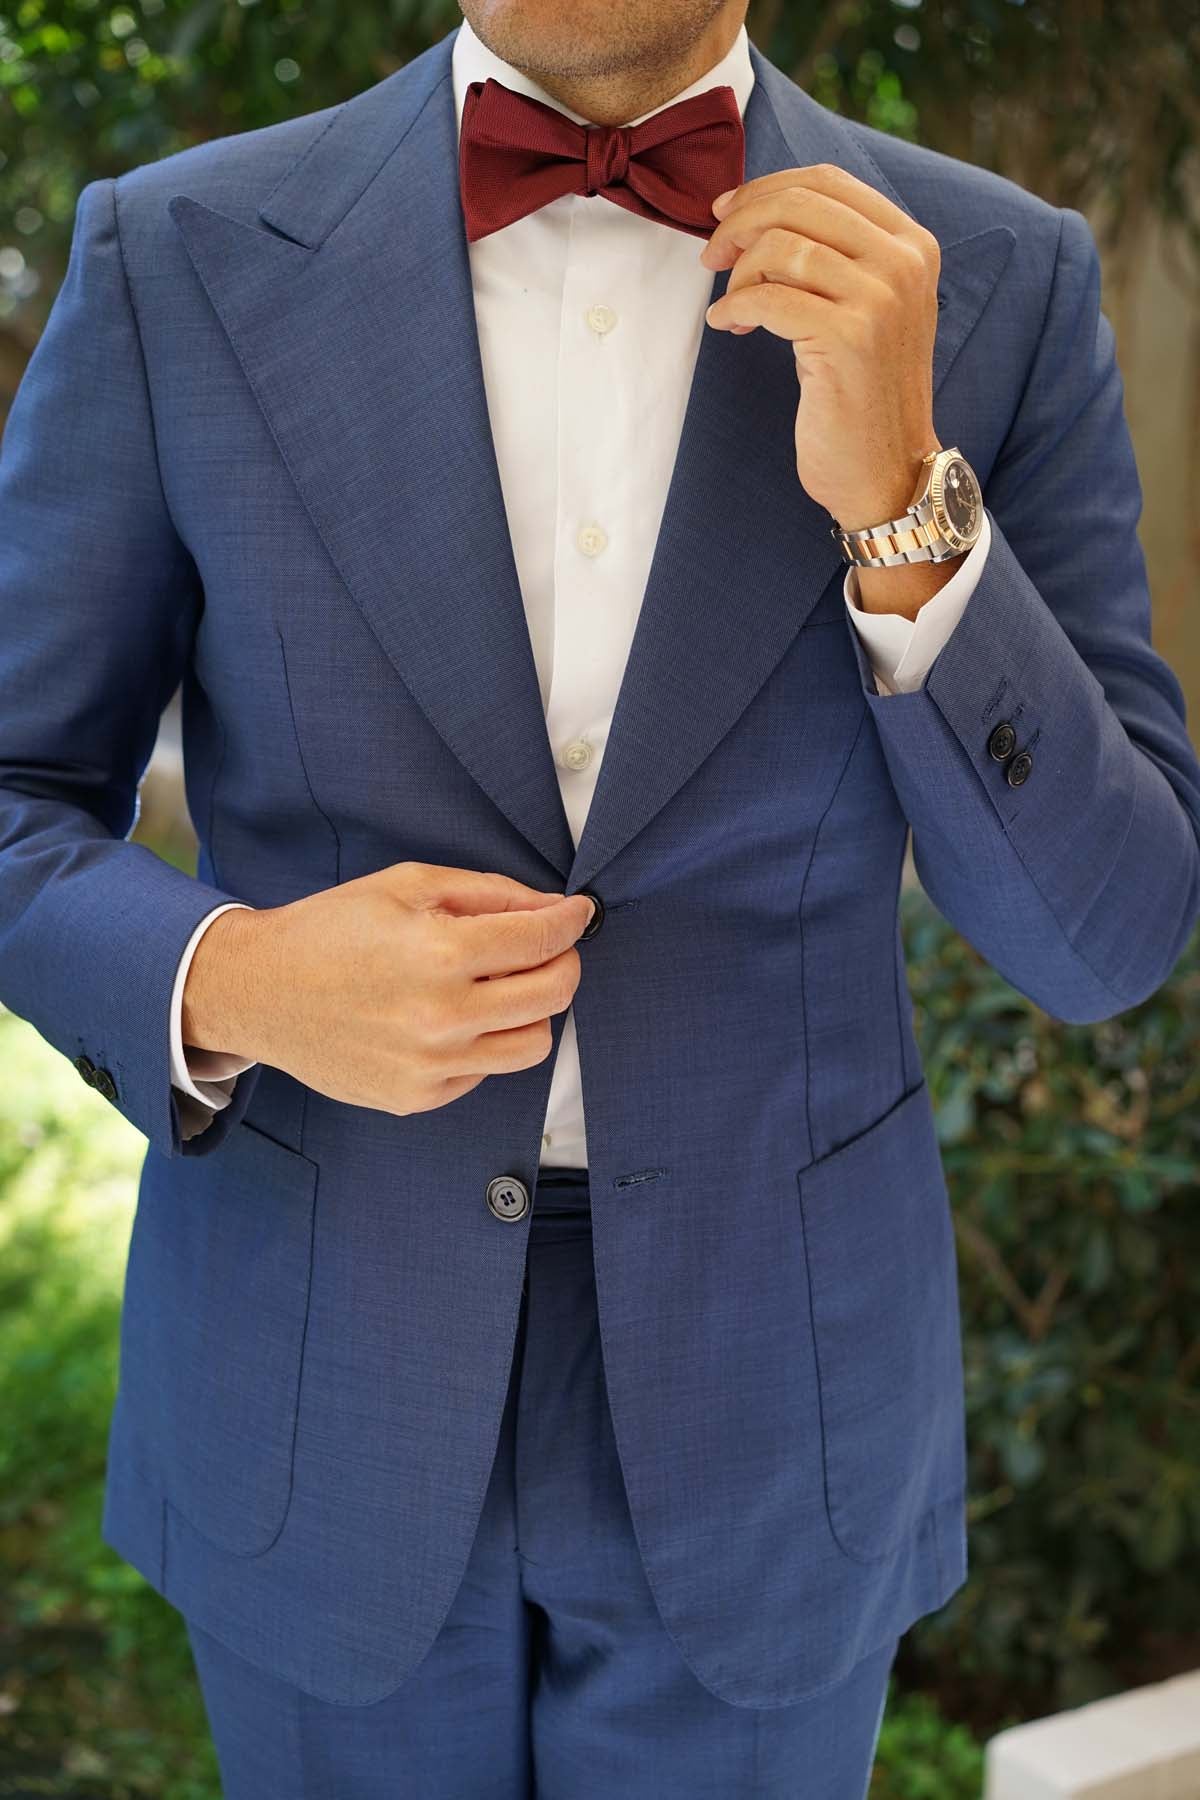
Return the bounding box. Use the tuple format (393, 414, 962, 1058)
(107, 53, 429, 262)
(837, 112, 1062, 248)
(113, 99, 343, 223)
(110, 31, 454, 218)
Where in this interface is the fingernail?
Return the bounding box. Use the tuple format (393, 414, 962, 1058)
(712, 189, 735, 215)
(705, 302, 719, 326)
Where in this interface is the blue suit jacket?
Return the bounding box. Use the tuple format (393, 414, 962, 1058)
(2, 24, 1198, 1708)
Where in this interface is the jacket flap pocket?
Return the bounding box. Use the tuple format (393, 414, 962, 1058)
(797, 1079, 966, 1563)
(120, 1116, 319, 1557)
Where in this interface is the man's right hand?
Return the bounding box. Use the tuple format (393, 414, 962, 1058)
(180, 862, 596, 1118)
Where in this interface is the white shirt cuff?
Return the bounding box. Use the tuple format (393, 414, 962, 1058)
(169, 901, 259, 1111)
(842, 508, 992, 695)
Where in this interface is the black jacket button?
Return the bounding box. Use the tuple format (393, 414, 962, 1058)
(577, 890, 604, 939)
(486, 1175, 530, 1222)
(1006, 749, 1033, 787)
(93, 1067, 119, 1103)
(988, 721, 1017, 761)
(74, 1054, 97, 1086)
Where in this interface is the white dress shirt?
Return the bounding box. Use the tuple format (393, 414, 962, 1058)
(168, 16, 990, 1151)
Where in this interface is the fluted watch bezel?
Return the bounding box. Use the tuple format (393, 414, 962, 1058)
(831, 447, 984, 569)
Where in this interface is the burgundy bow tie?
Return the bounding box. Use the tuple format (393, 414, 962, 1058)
(459, 76, 745, 244)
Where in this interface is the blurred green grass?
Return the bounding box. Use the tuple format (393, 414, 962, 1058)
(0, 1007, 220, 1798)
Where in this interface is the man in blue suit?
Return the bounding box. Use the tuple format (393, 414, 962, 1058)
(2, 0, 1198, 1790)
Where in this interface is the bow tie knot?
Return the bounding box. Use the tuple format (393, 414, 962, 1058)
(586, 124, 632, 195)
(459, 76, 745, 243)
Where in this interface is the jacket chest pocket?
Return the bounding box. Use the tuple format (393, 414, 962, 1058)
(119, 1117, 319, 1557)
(796, 1078, 967, 1564)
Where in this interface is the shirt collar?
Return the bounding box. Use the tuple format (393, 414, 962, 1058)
(451, 13, 755, 140)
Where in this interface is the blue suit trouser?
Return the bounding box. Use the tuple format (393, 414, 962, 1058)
(183, 1167, 898, 1798)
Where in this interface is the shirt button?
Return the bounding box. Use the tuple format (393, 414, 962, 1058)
(576, 523, 608, 557)
(560, 738, 593, 772)
(585, 303, 618, 335)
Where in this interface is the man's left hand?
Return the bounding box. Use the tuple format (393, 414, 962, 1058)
(699, 164, 943, 533)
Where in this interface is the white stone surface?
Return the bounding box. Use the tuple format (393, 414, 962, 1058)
(985, 1668, 1200, 1799)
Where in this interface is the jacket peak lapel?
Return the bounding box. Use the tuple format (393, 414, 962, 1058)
(562, 51, 1017, 892)
(167, 24, 1016, 898)
(170, 29, 578, 883)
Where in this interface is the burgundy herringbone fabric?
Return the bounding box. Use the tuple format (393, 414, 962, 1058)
(459, 76, 745, 243)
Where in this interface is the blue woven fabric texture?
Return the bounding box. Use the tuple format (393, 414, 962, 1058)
(184, 1190, 898, 1794)
(1, 19, 1198, 1716)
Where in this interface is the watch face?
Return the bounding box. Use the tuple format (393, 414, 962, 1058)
(938, 456, 982, 540)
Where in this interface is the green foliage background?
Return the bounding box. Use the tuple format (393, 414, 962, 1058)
(2, 0, 1198, 328)
(899, 895, 1200, 1725)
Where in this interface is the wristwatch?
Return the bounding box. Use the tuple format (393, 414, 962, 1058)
(831, 446, 984, 568)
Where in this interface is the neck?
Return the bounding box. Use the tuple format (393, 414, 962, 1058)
(506, 12, 744, 128)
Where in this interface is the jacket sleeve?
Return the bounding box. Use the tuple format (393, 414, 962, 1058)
(0, 175, 263, 1157)
(843, 203, 1200, 1023)
(843, 510, 991, 695)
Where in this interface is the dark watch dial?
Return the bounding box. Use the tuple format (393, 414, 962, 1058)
(939, 456, 982, 539)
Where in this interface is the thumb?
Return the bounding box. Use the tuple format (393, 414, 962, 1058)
(401, 862, 572, 918)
